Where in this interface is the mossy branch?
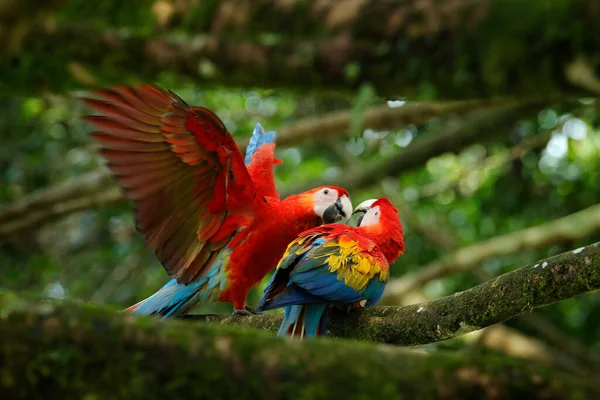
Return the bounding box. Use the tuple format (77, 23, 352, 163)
(383, 204, 600, 302)
(181, 242, 600, 347)
(2, 287, 600, 400)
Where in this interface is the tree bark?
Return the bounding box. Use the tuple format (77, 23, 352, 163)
(2, 0, 599, 97)
(1, 290, 599, 400)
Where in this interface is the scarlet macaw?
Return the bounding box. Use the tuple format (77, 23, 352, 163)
(83, 84, 353, 317)
(257, 198, 404, 337)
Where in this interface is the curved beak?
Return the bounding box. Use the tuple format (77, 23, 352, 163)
(353, 199, 377, 227)
(322, 195, 353, 224)
(353, 199, 377, 215)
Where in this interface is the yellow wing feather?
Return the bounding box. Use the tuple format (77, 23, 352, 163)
(325, 235, 388, 292)
(276, 230, 388, 293)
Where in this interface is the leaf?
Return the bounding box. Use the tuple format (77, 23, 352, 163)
(349, 83, 375, 138)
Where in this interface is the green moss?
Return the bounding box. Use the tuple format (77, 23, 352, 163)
(1, 243, 599, 398)
(1, 289, 599, 399)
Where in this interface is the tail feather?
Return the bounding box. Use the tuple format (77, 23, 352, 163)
(125, 252, 229, 318)
(124, 279, 205, 318)
(244, 123, 277, 164)
(278, 304, 328, 338)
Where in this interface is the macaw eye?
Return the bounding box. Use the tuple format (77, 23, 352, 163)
(323, 189, 329, 195)
(374, 211, 379, 216)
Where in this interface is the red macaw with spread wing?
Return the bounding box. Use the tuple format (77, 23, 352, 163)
(83, 84, 352, 317)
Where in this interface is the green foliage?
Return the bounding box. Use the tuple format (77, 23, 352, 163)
(348, 83, 375, 138)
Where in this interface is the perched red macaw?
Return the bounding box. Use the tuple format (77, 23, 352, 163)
(83, 84, 353, 317)
(257, 197, 404, 338)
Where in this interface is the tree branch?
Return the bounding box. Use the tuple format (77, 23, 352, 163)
(2, 291, 598, 399)
(253, 98, 514, 148)
(180, 241, 600, 348)
(281, 97, 555, 196)
(0, 241, 598, 399)
(0, 170, 119, 237)
(383, 204, 600, 302)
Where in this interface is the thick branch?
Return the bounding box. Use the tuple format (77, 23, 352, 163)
(181, 242, 600, 347)
(1, 289, 599, 399)
(383, 204, 600, 302)
(3, 0, 600, 97)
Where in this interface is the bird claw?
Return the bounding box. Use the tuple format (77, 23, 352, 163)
(232, 305, 257, 316)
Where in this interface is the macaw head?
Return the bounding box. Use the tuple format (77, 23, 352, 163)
(352, 197, 405, 262)
(306, 186, 353, 224)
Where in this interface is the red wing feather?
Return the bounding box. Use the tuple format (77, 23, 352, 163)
(83, 84, 258, 283)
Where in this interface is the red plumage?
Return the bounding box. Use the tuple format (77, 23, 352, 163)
(83, 84, 352, 316)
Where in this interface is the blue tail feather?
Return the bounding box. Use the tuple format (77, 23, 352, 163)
(244, 122, 277, 165)
(125, 250, 230, 318)
(125, 278, 206, 318)
(257, 284, 323, 312)
(277, 304, 328, 338)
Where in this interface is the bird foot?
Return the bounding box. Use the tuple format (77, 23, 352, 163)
(232, 305, 257, 316)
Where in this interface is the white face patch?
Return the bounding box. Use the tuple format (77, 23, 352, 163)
(313, 188, 340, 216)
(358, 205, 381, 227)
(312, 188, 352, 222)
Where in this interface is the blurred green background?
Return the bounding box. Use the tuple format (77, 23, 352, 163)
(1, 0, 600, 375)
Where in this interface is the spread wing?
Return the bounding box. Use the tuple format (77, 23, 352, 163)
(258, 229, 389, 311)
(244, 123, 281, 199)
(83, 84, 258, 284)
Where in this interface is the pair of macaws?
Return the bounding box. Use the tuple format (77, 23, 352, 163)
(83, 84, 405, 338)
